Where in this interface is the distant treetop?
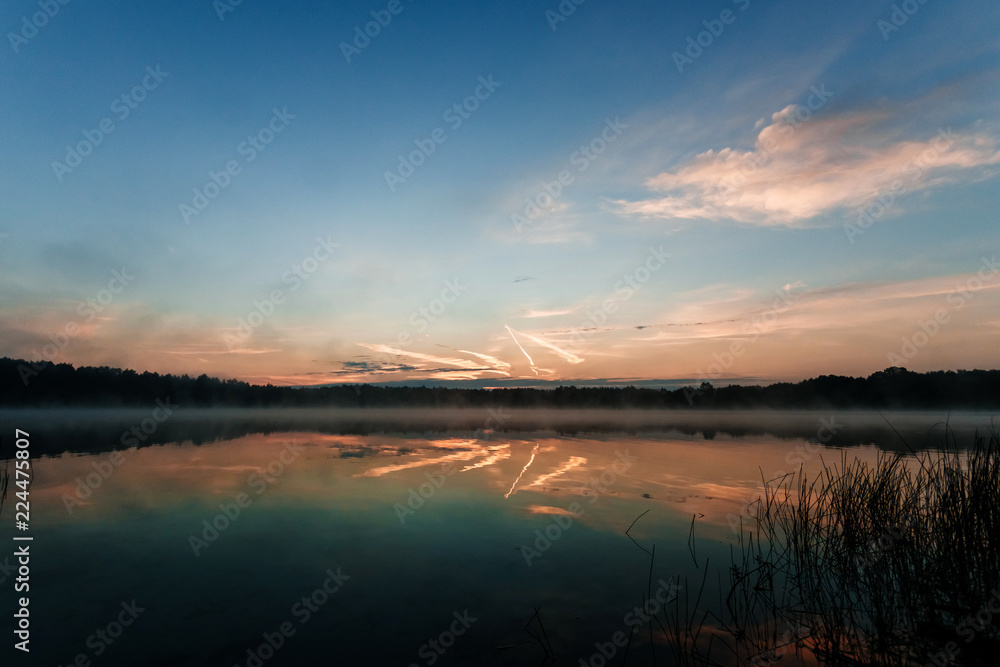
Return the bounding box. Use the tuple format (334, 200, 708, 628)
(1, 358, 998, 410)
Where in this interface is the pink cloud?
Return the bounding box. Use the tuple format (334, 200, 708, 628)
(616, 108, 1000, 225)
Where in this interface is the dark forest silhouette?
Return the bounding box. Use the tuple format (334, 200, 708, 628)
(2, 358, 999, 409)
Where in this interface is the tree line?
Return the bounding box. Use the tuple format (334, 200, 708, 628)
(2, 358, 999, 409)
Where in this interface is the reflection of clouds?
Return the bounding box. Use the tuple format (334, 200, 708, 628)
(30, 431, 895, 544)
(426, 438, 479, 450)
(525, 505, 579, 516)
(460, 445, 511, 472)
(357, 450, 481, 477)
(356, 439, 507, 477)
(692, 482, 759, 503)
(334, 445, 409, 458)
(528, 456, 588, 488)
(168, 464, 266, 474)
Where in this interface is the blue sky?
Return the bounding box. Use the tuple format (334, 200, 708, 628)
(2, 0, 999, 385)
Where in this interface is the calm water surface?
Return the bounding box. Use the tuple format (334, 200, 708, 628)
(0, 409, 994, 665)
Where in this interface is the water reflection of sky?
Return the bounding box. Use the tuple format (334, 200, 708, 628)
(0, 427, 958, 665)
(30, 431, 882, 526)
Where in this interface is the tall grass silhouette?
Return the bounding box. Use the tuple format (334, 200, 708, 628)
(662, 430, 1000, 666)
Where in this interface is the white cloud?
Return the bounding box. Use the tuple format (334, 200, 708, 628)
(518, 307, 579, 318)
(615, 109, 1000, 226)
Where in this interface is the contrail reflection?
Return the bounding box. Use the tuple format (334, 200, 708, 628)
(504, 444, 538, 498)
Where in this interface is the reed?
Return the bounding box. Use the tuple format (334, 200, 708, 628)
(664, 431, 1000, 666)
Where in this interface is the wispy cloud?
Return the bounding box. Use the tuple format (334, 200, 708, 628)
(615, 108, 1000, 226)
(357, 343, 507, 373)
(163, 346, 283, 356)
(630, 271, 1000, 347)
(518, 307, 579, 319)
(434, 344, 513, 372)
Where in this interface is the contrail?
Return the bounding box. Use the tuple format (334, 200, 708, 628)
(505, 444, 538, 499)
(514, 328, 584, 364)
(504, 324, 538, 375)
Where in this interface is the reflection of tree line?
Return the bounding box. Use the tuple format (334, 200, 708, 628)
(1, 407, 990, 459)
(5, 359, 1000, 410)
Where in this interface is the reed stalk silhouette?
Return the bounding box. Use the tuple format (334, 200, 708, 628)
(662, 430, 1000, 666)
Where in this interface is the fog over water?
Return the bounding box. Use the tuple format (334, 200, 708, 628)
(2, 407, 994, 456)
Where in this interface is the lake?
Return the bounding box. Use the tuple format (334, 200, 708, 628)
(0, 408, 994, 666)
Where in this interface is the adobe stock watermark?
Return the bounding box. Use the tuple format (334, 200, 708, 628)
(368, 277, 467, 368)
(521, 450, 637, 566)
(545, 0, 588, 31)
(721, 86, 834, 195)
(56, 454, 125, 520)
(581, 449, 638, 505)
(726, 415, 843, 535)
(844, 127, 955, 244)
(17, 268, 135, 385)
(673, 0, 751, 73)
(213, 0, 246, 21)
(748, 621, 811, 666)
(877, 0, 930, 41)
(223, 235, 339, 350)
(384, 76, 501, 192)
(520, 505, 583, 567)
(408, 278, 466, 333)
(119, 397, 177, 447)
(61, 398, 176, 514)
(189, 441, 304, 556)
(179, 106, 295, 224)
(394, 460, 457, 524)
(887, 255, 998, 365)
(407, 610, 478, 667)
(555, 246, 669, 361)
(918, 588, 1000, 667)
(684, 286, 799, 404)
(340, 0, 416, 63)
(235, 568, 350, 667)
(783, 415, 843, 467)
(7, 0, 72, 54)
(51, 66, 169, 182)
(578, 578, 683, 667)
(512, 117, 627, 234)
(854, 512, 917, 573)
(954, 588, 1000, 645)
(472, 406, 511, 441)
(55, 600, 145, 666)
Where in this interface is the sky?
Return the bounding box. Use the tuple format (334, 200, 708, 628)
(1, 0, 999, 387)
